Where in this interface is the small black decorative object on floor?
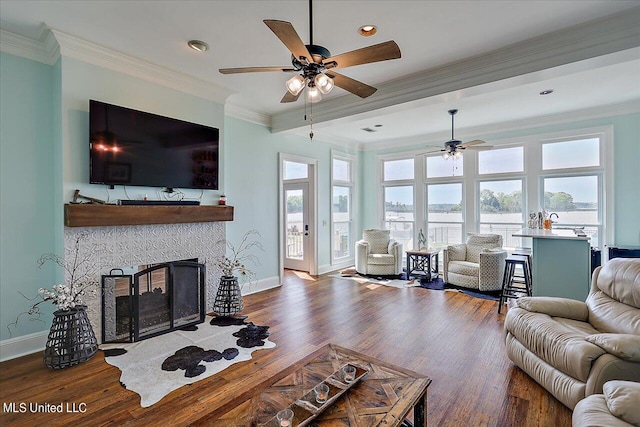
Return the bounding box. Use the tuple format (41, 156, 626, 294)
(43, 305, 98, 369)
(213, 276, 244, 317)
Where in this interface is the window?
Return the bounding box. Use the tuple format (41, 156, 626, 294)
(283, 160, 308, 180)
(478, 146, 524, 175)
(384, 185, 414, 251)
(426, 155, 463, 178)
(331, 154, 354, 262)
(384, 159, 414, 181)
(426, 183, 463, 250)
(479, 180, 524, 248)
(540, 137, 603, 247)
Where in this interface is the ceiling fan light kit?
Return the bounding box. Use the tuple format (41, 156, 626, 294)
(218, 0, 401, 105)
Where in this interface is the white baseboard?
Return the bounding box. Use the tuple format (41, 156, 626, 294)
(241, 275, 281, 296)
(0, 330, 48, 362)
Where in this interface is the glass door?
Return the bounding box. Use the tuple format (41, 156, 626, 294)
(284, 182, 310, 271)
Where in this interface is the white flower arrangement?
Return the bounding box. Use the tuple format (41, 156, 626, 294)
(215, 229, 263, 281)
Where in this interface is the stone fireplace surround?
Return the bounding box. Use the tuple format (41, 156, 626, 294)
(64, 222, 225, 343)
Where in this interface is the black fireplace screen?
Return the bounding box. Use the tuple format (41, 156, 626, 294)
(102, 261, 205, 343)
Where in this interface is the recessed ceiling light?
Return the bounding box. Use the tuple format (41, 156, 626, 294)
(358, 25, 377, 37)
(539, 89, 554, 95)
(188, 40, 209, 52)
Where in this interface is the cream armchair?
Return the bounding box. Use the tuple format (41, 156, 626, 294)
(355, 229, 403, 276)
(442, 233, 507, 291)
(504, 258, 640, 410)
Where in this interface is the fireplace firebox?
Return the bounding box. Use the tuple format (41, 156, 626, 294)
(102, 260, 205, 343)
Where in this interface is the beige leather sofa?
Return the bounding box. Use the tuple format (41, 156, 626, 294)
(504, 258, 640, 409)
(573, 380, 640, 427)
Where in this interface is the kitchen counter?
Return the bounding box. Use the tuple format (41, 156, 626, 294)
(512, 228, 591, 300)
(513, 227, 590, 240)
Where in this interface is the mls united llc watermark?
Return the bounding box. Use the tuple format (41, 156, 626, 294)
(3, 401, 87, 414)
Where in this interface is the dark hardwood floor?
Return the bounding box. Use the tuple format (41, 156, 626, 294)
(0, 270, 572, 426)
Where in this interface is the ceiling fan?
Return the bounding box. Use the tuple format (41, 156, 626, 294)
(424, 109, 492, 159)
(218, 0, 401, 104)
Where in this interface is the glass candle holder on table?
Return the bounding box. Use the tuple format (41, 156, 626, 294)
(314, 383, 329, 404)
(276, 408, 294, 426)
(342, 365, 356, 383)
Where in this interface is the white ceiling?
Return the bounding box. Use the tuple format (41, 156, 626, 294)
(1, 0, 639, 148)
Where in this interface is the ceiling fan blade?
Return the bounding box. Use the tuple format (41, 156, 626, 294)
(463, 145, 493, 150)
(264, 20, 313, 63)
(459, 139, 486, 147)
(280, 90, 302, 103)
(417, 147, 446, 156)
(323, 40, 401, 70)
(325, 71, 377, 98)
(219, 66, 296, 74)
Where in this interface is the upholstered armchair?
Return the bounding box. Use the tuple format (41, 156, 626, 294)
(504, 258, 640, 410)
(442, 233, 507, 291)
(355, 229, 403, 276)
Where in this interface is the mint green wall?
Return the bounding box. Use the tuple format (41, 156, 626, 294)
(60, 57, 225, 204)
(361, 113, 640, 246)
(224, 117, 353, 276)
(0, 53, 58, 341)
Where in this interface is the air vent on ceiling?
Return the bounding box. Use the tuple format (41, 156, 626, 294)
(361, 127, 377, 133)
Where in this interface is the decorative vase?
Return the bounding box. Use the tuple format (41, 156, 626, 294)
(213, 276, 244, 317)
(43, 305, 98, 369)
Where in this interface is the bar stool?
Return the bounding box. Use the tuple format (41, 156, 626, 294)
(498, 255, 532, 313)
(513, 247, 533, 286)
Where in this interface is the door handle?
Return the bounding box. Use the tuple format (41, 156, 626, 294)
(304, 224, 309, 236)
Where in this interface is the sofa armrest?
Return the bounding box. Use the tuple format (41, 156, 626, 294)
(388, 240, 403, 275)
(586, 334, 640, 362)
(603, 380, 640, 426)
(516, 296, 589, 321)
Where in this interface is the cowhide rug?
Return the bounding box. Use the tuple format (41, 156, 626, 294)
(99, 316, 275, 407)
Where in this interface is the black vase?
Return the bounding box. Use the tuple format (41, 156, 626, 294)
(43, 305, 98, 369)
(213, 276, 244, 317)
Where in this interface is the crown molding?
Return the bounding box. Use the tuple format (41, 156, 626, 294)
(224, 102, 271, 127)
(271, 7, 640, 134)
(0, 26, 59, 65)
(48, 29, 233, 104)
(358, 99, 640, 152)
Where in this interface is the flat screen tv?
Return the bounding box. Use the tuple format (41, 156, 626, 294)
(90, 100, 219, 190)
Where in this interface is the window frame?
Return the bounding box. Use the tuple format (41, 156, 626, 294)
(331, 151, 356, 265)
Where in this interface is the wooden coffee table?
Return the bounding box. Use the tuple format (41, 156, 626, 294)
(208, 344, 431, 426)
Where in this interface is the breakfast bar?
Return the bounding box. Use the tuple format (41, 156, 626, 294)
(512, 228, 592, 301)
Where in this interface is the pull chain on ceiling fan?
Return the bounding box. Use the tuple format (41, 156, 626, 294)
(219, 0, 401, 104)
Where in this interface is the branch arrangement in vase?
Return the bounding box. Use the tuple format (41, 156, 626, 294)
(215, 229, 264, 282)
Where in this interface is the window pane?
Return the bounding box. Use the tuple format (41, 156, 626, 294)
(427, 183, 463, 222)
(542, 138, 600, 170)
(479, 224, 522, 249)
(543, 176, 598, 225)
(283, 160, 308, 180)
(333, 159, 350, 182)
(426, 155, 463, 177)
(428, 223, 462, 250)
(478, 146, 524, 174)
(333, 222, 351, 259)
(332, 186, 350, 220)
(384, 159, 414, 181)
(384, 185, 414, 250)
(479, 180, 523, 223)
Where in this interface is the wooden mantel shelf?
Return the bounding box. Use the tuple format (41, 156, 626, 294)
(64, 203, 234, 227)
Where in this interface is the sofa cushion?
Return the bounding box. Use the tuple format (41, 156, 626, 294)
(447, 260, 479, 277)
(367, 254, 395, 265)
(595, 259, 640, 308)
(363, 229, 390, 254)
(573, 394, 634, 427)
(586, 334, 640, 362)
(517, 297, 589, 321)
(604, 380, 640, 426)
(505, 307, 606, 382)
(465, 233, 501, 263)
